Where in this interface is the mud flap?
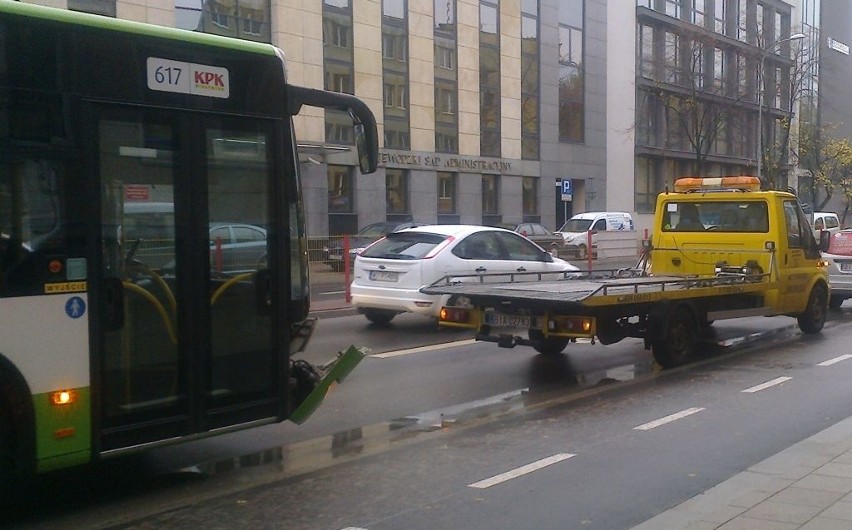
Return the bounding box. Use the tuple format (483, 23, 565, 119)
(288, 345, 367, 425)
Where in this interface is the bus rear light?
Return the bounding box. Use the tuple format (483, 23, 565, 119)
(440, 307, 471, 323)
(548, 316, 593, 335)
(50, 389, 78, 406)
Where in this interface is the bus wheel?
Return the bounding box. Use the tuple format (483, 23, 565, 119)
(798, 285, 828, 334)
(529, 329, 569, 355)
(652, 306, 697, 369)
(0, 412, 14, 492)
(363, 309, 396, 326)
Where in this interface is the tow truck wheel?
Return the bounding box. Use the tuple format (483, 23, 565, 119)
(652, 306, 697, 369)
(529, 329, 569, 355)
(363, 309, 396, 326)
(798, 285, 828, 334)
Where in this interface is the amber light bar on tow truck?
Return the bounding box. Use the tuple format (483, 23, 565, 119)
(674, 176, 761, 193)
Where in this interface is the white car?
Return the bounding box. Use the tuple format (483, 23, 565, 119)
(350, 225, 580, 325)
(823, 229, 852, 309)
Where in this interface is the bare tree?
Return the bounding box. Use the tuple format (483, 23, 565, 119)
(761, 36, 817, 190)
(650, 32, 749, 175)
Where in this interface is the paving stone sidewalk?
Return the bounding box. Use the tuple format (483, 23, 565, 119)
(632, 417, 852, 530)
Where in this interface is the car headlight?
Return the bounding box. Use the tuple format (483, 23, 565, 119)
(564, 235, 575, 243)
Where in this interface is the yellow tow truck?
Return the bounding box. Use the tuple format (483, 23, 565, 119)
(423, 176, 831, 368)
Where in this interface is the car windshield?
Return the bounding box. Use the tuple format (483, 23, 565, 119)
(828, 231, 852, 256)
(559, 219, 593, 232)
(360, 232, 448, 260)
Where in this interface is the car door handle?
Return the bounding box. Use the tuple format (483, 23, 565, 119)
(516, 267, 527, 272)
(475, 267, 487, 273)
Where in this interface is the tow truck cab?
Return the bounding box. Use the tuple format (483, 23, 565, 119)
(651, 176, 829, 314)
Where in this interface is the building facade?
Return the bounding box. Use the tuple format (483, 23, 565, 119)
(27, 0, 817, 236)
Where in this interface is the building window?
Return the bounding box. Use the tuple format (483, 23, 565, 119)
(480, 0, 501, 157)
(436, 46, 454, 69)
(714, 0, 726, 34)
(384, 83, 407, 109)
(382, 34, 408, 61)
(328, 165, 353, 213)
(521, 0, 540, 160)
(558, 0, 584, 143)
(176, 0, 202, 30)
(324, 0, 355, 145)
(386, 169, 409, 215)
(437, 172, 457, 214)
(435, 0, 458, 154)
(438, 87, 455, 115)
(522, 177, 538, 217)
(383, 0, 410, 150)
(482, 174, 499, 214)
(635, 157, 661, 214)
(69, 0, 116, 17)
(689, 0, 704, 27)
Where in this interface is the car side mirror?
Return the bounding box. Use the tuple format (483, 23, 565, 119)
(819, 230, 831, 253)
(542, 251, 554, 263)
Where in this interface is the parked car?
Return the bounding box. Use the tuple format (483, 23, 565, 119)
(813, 212, 842, 239)
(323, 220, 426, 271)
(557, 211, 635, 259)
(503, 222, 566, 257)
(823, 229, 852, 309)
(350, 225, 580, 325)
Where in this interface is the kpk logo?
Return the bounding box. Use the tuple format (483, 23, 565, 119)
(194, 69, 226, 92)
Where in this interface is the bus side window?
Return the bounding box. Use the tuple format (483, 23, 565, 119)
(0, 159, 65, 297)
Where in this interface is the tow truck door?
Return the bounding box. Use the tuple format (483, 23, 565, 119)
(777, 199, 818, 313)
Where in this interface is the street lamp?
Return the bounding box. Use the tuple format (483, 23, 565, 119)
(757, 32, 806, 180)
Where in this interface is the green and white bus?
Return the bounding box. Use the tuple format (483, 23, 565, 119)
(0, 1, 377, 484)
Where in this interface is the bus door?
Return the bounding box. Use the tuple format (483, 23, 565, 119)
(95, 106, 282, 452)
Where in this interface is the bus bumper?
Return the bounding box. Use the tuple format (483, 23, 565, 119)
(288, 344, 366, 424)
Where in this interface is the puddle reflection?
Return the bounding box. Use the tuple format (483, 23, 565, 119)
(191, 357, 658, 482)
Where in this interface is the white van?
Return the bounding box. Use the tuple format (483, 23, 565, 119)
(556, 211, 635, 259)
(813, 212, 841, 239)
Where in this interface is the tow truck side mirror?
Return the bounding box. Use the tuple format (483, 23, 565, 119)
(819, 230, 831, 253)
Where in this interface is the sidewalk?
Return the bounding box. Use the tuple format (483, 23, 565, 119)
(632, 417, 852, 530)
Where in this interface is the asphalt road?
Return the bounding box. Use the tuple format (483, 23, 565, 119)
(11, 303, 852, 529)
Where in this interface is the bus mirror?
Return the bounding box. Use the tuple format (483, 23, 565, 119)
(354, 122, 377, 174)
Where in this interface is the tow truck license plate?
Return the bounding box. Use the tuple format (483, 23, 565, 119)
(369, 270, 399, 282)
(484, 312, 530, 328)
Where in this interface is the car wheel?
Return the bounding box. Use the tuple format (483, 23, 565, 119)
(798, 284, 828, 334)
(829, 294, 844, 310)
(363, 309, 396, 326)
(528, 329, 569, 355)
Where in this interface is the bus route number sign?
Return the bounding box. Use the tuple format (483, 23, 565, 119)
(147, 57, 230, 99)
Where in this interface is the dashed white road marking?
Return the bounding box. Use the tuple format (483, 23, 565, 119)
(818, 354, 852, 367)
(372, 339, 479, 358)
(468, 453, 576, 489)
(741, 376, 792, 393)
(634, 407, 705, 431)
